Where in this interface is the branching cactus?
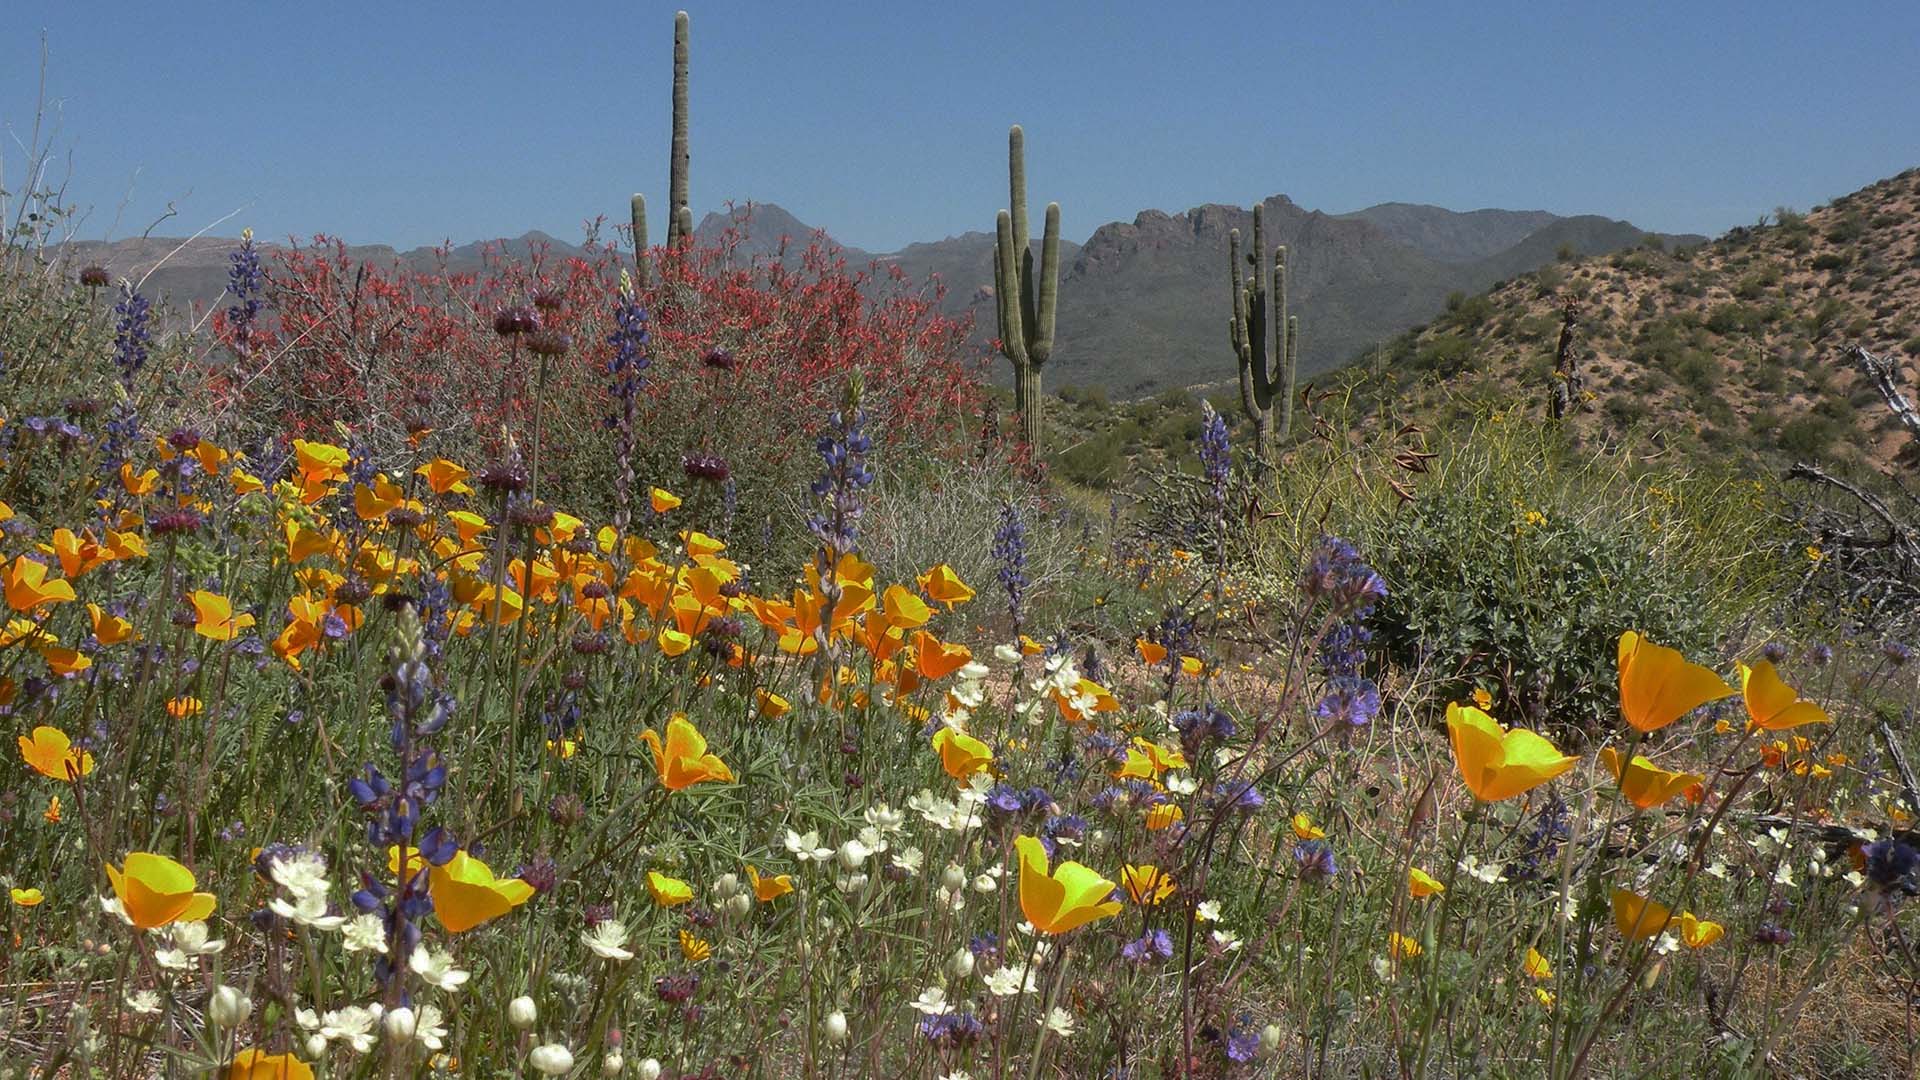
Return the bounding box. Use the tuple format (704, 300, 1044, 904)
(993, 125, 1061, 453)
(1228, 203, 1299, 464)
(665, 10, 691, 248)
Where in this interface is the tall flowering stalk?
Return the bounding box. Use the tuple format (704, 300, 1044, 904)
(224, 229, 265, 361)
(1303, 537, 1388, 732)
(606, 270, 651, 534)
(807, 375, 875, 682)
(347, 603, 457, 991)
(100, 285, 152, 481)
(994, 501, 1028, 640)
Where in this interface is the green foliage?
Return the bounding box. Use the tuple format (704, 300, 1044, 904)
(1253, 412, 1792, 738)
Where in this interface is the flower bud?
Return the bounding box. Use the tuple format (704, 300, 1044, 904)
(636, 1059, 663, 1080)
(948, 948, 975, 979)
(824, 1009, 849, 1043)
(384, 1006, 416, 1041)
(837, 841, 868, 871)
(971, 873, 998, 894)
(602, 1051, 624, 1075)
(208, 985, 251, 1027)
(941, 864, 967, 891)
(304, 1034, 328, 1059)
(1261, 1023, 1283, 1052)
(508, 995, 539, 1030)
(529, 1044, 576, 1075)
(726, 892, 753, 917)
(712, 873, 740, 899)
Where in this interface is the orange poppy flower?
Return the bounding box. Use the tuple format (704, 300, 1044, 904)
(1617, 631, 1733, 733)
(640, 715, 734, 791)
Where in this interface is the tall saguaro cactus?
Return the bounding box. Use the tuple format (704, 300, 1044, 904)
(665, 10, 691, 248)
(993, 125, 1061, 452)
(1228, 204, 1298, 464)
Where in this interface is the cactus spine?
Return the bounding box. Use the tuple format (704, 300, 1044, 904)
(665, 10, 691, 248)
(992, 125, 1061, 452)
(1228, 203, 1298, 464)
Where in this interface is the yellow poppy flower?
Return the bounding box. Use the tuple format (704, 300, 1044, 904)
(881, 585, 931, 629)
(913, 631, 973, 680)
(3, 556, 77, 612)
(166, 696, 204, 719)
(1610, 888, 1671, 940)
(1445, 703, 1578, 802)
(1144, 803, 1184, 831)
(1678, 911, 1724, 949)
(679, 928, 712, 963)
(18, 725, 94, 781)
(1522, 947, 1552, 980)
(44, 795, 61, 823)
(1388, 932, 1423, 959)
(10, 887, 44, 907)
(648, 871, 694, 907)
(640, 715, 734, 791)
(190, 590, 256, 641)
(915, 564, 975, 610)
(1120, 864, 1176, 905)
(229, 468, 265, 496)
(932, 726, 993, 780)
(754, 688, 792, 719)
(1617, 631, 1733, 733)
(1736, 661, 1830, 731)
(105, 852, 214, 929)
(428, 850, 534, 933)
(650, 488, 682, 513)
(746, 865, 792, 902)
(1291, 813, 1326, 840)
(228, 1048, 316, 1080)
(415, 458, 473, 496)
(1407, 867, 1445, 898)
(1136, 638, 1168, 664)
(1598, 747, 1702, 809)
(88, 602, 135, 645)
(1014, 835, 1122, 934)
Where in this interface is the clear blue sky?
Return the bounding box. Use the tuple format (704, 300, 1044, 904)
(5, 1, 1917, 252)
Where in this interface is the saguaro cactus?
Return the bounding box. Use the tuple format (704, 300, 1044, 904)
(630, 193, 649, 286)
(993, 125, 1061, 452)
(665, 10, 691, 248)
(1228, 203, 1298, 464)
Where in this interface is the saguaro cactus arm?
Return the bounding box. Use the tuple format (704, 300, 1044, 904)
(1031, 202, 1060, 365)
(630, 193, 649, 285)
(995, 209, 1028, 367)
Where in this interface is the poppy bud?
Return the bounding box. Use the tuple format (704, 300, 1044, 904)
(823, 1010, 849, 1043)
(508, 995, 538, 1029)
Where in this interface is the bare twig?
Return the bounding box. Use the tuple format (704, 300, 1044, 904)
(1846, 345, 1920, 444)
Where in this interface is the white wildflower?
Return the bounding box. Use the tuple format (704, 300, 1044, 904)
(268, 851, 332, 900)
(124, 989, 162, 1015)
(1040, 1006, 1075, 1038)
(409, 945, 470, 992)
(983, 964, 1037, 996)
(1195, 899, 1222, 922)
(582, 920, 635, 961)
(341, 912, 387, 953)
(909, 986, 952, 1015)
(529, 1043, 575, 1076)
(891, 846, 924, 875)
(785, 830, 834, 863)
(269, 888, 347, 931)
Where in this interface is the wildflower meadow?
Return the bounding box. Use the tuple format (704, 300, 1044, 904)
(2, 10, 1919, 1080)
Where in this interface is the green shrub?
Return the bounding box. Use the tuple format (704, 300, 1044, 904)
(1253, 415, 1790, 739)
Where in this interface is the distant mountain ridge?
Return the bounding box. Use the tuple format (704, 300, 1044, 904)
(50, 195, 1700, 398)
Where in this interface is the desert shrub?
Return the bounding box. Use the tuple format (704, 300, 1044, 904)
(212, 228, 978, 565)
(1251, 412, 1790, 738)
(1777, 413, 1841, 457)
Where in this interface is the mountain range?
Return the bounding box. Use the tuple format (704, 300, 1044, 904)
(50, 196, 1701, 397)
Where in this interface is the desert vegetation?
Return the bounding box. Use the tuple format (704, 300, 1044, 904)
(0, 11, 1917, 1080)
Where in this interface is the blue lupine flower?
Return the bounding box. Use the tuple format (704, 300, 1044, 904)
(1316, 675, 1382, 728)
(994, 501, 1028, 625)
